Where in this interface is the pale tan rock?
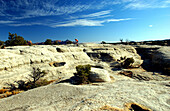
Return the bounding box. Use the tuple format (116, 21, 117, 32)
(89, 68, 111, 82)
(0, 44, 169, 111)
(0, 44, 143, 87)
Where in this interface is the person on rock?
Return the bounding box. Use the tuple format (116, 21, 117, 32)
(75, 39, 79, 46)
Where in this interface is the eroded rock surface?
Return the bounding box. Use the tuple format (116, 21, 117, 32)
(0, 43, 169, 111)
(0, 44, 143, 88)
(0, 79, 169, 111)
(135, 45, 170, 75)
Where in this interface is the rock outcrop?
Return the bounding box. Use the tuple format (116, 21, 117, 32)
(0, 44, 143, 88)
(135, 45, 170, 75)
(0, 43, 169, 111)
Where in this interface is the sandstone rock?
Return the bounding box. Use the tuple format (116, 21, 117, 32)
(89, 68, 111, 82)
(0, 44, 169, 111)
(0, 79, 169, 111)
(135, 45, 170, 75)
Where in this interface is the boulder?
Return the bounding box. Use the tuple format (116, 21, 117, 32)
(89, 68, 111, 82)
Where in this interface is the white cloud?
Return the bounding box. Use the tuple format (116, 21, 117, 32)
(124, 0, 170, 9)
(1, 0, 170, 21)
(54, 19, 104, 27)
(125, 3, 150, 9)
(149, 25, 153, 27)
(68, 10, 113, 20)
(0, 0, 94, 20)
(54, 18, 131, 27)
(0, 20, 15, 24)
(1, 0, 168, 27)
(82, 10, 112, 18)
(8, 22, 43, 27)
(106, 18, 132, 22)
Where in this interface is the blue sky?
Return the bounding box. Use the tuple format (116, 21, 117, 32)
(0, 0, 170, 43)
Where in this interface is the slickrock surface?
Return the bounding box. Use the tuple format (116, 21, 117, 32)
(0, 43, 142, 88)
(0, 78, 169, 111)
(0, 43, 169, 111)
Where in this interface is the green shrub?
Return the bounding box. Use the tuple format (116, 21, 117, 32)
(28, 67, 47, 87)
(74, 64, 91, 84)
(122, 57, 134, 68)
(66, 40, 73, 44)
(5, 32, 27, 46)
(101, 41, 106, 44)
(6, 67, 48, 91)
(44, 39, 52, 45)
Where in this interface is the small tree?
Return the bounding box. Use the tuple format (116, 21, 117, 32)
(13, 36, 27, 45)
(66, 40, 73, 44)
(44, 39, 52, 45)
(6, 68, 48, 91)
(120, 39, 123, 43)
(5, 32, 27, 46)
(101, 41, 106, 44)
(29, 68, 47, 84)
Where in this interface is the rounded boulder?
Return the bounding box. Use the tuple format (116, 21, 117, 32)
(89, 68, 111, 82)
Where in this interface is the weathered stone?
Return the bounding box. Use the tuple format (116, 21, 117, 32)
(135, 45, 170, 75)
(89, 68, 111, 82)
(0, 44, 169, 111)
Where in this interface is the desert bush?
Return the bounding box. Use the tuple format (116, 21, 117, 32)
(122, 57, 134, 68)
(1, 68, 53, 99)
(66, 40, 73, 44)
(6, 83, 17, 91)
(74, 64, 91, 84)
(6, 67, 48, 91)
(5, 32, 27, 46)
(27, 67, 47, 88)
(44, 39, 52, 45)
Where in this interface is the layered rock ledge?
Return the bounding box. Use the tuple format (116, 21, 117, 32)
(0, 43, 143, 88)
(0, 43, 169, 111)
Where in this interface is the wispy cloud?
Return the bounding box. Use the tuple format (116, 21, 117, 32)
(1, 0, 170, 20)
(82, 10, 112, 18)
(0, 0, 169, 27)
(0, 0, 94, 20)
(8, 22, 43, 27)
(54, 19, 104, 27)
(68, 10, 113, 20)
(0, 20, 15, 24)
(124, 0, 170, 9)
(53, 18, 132, 27)
(106, 18, 132, 22)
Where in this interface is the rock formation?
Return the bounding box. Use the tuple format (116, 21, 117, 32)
(0, 43, 169, 111)
(135, 45, 170, 75)
(0, 43, 143, 88)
